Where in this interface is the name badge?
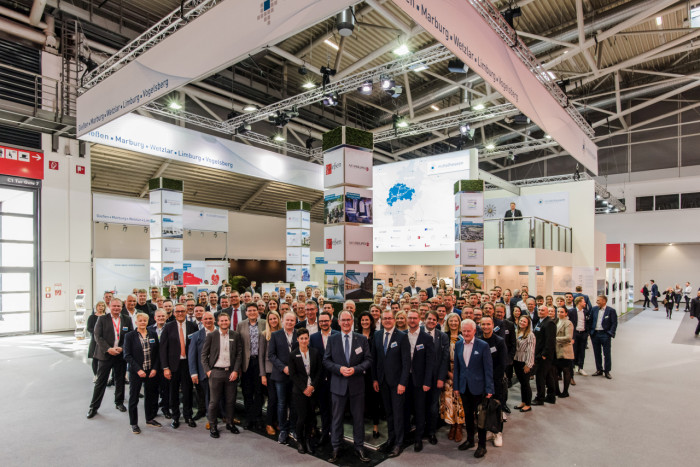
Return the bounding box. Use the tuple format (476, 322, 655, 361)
(296, 354, 303, 358)
(355, 347, 363, 354)
(603, 316, 609, 319)
(390, 342, 398, 348)
(535, 326, 541, 331)
(490, 346, 497, 353)
(474, 351, 479, 355)
(416, 344, 424, 350)
(494, 326, 500, 332)
(188, 333, 195, 339)
(229, 338, 234, 341)
(149, 339, 155, 343)
(122, 327, 128, 331)
(505, 330, 510, 335)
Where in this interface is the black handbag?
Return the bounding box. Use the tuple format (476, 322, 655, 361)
(477, 397, 503, 433)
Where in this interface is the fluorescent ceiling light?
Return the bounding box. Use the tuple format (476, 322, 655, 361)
(243, 104, 258, 112)
(324, 39, 339, 50)
(430, 105, 440, 111)
(473, 103, 485, 110)
(302, 82, 316, 89)
(393, 44, 410, 56)
(168, 101, 182, 110)
(656, 16, 662, 26)
(273, 134, 286, 142)
(485, 143, 495, 150)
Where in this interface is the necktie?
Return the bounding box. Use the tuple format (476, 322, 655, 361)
(233, 309, 239, 330)
(344, 334, 350, 364)
(383, 332, 389, 355)
(179, 323, 185, 358)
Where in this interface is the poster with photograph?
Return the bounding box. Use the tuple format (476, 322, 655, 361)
(455, 266, 485, 293)
(345, 188, 373, 224)
(455, 192, 484, 217)
(456, 218, 484, 242)
(151, 263, 184, 286)
(345, 264, 374, 300)
(300, 230, 311, 248)
(455, 242, 484, 266)
(158, 215, 183, 238)
(324, 188, 344, 224)
(324, 267, 345, 300)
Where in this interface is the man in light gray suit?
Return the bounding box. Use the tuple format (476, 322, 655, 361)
(238, 302, 266, 430)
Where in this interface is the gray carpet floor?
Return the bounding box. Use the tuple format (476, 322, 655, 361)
(1, 307, 698, 466)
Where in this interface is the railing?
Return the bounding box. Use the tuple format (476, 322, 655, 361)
(484, 216, 572, 253)
(0, 63, 78, 121)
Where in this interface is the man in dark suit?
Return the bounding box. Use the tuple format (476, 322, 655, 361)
(323, 310, 372, 463)
(372, 309, 410, 458)
(87, 298, 133, 418)
(573, 285, 592, 311)
(245, 281, 258, 296)
(310, 311, 338, 445)
(494, 303, 516, 399)
(689, 290, 700, 336)
(532, 305, 557, 405)
(214, 295, 231, 321)
(202, 313, 243, 438)
(504, 202, 522, 221)
(322, 302, 342, 331)
(589, 295, 618, 379)
(288, 327, 322, 454)
(135, 289, 156, 323)
(206, 291, 220, 313)
(295, 300, 319, 335)
(650, 280, 660, 310)
(403, 276, 421, 296)
(238, 302, 266, 430)
(188, 311, 216, 426)
(159, 303, 199, 429)
(148, 309, 170, 418)
(423, 310, 449, 445)
(569, 296, 590, 376)
(453, 319, 494, 458)
(425, 277, 440, 299)
(404, 310, 435, 452)
(479, 316, 508, 447)
(123, 312, 161, 433)
(268, 311, 298, 444)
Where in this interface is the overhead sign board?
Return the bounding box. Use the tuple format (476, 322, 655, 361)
(77, 0, 356, 136)
(0, 144, 44, 180)
(392, 0, 598, 174)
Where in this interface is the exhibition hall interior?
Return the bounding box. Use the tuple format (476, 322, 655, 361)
(1, 0, 699, 465)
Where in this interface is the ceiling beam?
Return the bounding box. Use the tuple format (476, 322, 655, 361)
(45, 0, 141, 39)
(138, 161, 171, 197)
(239, 181, 272, 212)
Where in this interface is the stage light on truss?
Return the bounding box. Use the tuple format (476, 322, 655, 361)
(358, 80, 373, 94)
(322, 91, 339, 106)
(459, 123, 470, 135)
(168, 101, 182, 110)
(472, 103, 485, 110)
(243, 104, 258, 112)
(237, 123, 251, 134)
(273, 134, 286, 142)
(393, 44, 410, 56)
(380, 74, 395, 90)
(485, 143, 495, 150)
(302, 81, 316, 89)
(545, 134, 552, 139)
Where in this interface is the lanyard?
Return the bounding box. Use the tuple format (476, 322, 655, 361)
(112, 316, 121, 342)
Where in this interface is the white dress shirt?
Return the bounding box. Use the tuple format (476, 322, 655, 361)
(462, 338, 474, 367)
(214, 330, 231, 368)
(408, 328, 420, 358)
(595, 308, 605, 331)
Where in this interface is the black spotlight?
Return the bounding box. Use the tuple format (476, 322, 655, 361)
(322, 91, 339, 106)
(502, 7, 521, 28)
(305, 137, 315, 150)
(237, 123, 251, 134)
(298, 66, 308, 75)
(320, 66, 337, 91)
(448, 59, 468, 73)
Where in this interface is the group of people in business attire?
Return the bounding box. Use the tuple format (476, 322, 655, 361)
(642, 280, 693, 319)
(85, 282, 616, 463)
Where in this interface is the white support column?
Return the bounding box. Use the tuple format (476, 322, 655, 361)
(454, 179, 485, 296)
(149, 178, 184, 289)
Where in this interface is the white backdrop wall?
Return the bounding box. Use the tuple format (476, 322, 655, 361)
(636, 245, 700, 299)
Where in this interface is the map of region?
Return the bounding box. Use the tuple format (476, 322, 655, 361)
(386, 183, 416, 206)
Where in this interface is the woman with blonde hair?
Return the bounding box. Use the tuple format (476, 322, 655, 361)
(260, 311, 281, 436)
(514, 314, 535, 412)
(439, 312, 465, 442)
(394, 310, 408, 331)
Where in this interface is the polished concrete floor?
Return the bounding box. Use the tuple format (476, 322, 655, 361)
(1, 307, 698, 466)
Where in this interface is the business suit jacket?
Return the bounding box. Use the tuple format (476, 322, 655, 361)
(482, 333, 508, 380)
(372, 329, 410, 387)
(494, 318, 516, 364)
(310, 330, 339, 383)
(323, 332, 372, 396)
(427, 328, 450, 384)
(403, 286, 421, 296)
(453, 338, 494, 396)
(425, 286, 440, 299)
(124, 329, 160, 373)
(651, 283, 660, 298)
(534, 316, 556, 361)
(159, 320, 198, 371)
(93, 314, 133, 360)
(237, 318, 266, 373)
(268, 329, 298, 382)
(573, 292, 592, 310)
(407, 329, 435, 388)
(555, 319, 575, 359)
(589, 306, 618, 338)
(504, 208, 522, 221)
(288, 347, 322, 395)
(568, 307, 590, 333)
(188, 327, 210, 381)
(201, 330, 244, 375)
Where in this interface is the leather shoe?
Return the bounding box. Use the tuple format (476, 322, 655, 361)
(162, 409, 172, 419)
(297, 441, 307, 454)
(328, 449, 339, 463)
(227, 423, 240, 434)
(531, 399, 544, 406)
(186, 419, 197, 428)
(545, 396, 556, 404)
(372, 430, 380, 439)
(604, 372, 612, 379)
(210, 427, 220, 439)
(458, 440, 475, 451)
(428, 434, 438, 445)
(131, 425, 141, 434)
(414, 440, 423, 452)
(171, 420, 180, 429)
(592, 370, 603, 376)
(86, 409, 97, 419)
(474, 446, 487, 458)
(387, 446, 401, 458)
(318, 433, 330, 445)
(502, 404, 511, 414)
(115, 404, 127, 412)
(306, 440, 316, 455)
(356, 448, 370, 463)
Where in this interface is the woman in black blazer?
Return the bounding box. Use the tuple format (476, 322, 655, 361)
(358, 311, 381, 438)
(663, 287, 675, 320)
(288, 327, 321, 454)
(124, 312, 161, 434)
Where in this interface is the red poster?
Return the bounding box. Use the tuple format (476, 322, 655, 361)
(0, 144, 44, 180)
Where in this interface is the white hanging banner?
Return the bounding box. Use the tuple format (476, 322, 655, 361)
(77, 0, 356, 135)
(391, 0, 597, 174)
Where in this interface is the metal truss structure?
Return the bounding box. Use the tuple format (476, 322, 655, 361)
(224, 43, 452, 130)
(468, 0, 595, 139)
(373, 103, 519, 143)
(479, 137, 560, 158)
(235, 131, 311, 158)
(81, 0, 224, 89)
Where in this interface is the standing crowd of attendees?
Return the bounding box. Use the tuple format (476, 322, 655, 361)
(85, 279, 618, 462)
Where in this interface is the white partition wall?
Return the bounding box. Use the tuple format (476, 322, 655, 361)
(149, 178, 184, 287)
(286, 201, 311, 283)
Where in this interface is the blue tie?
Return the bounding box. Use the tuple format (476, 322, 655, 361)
(383, 332, 389, 355)
(344, 334, 351, 364)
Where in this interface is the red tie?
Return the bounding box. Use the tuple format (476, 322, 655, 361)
(233, 309, 239, 330)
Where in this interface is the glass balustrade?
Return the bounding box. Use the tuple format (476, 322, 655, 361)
(483, 217, 572, 253)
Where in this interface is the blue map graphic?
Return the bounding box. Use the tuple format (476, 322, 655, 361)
(386, 183, 416, 206)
